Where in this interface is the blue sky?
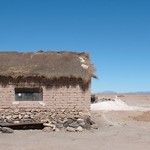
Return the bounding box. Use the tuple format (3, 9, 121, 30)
(0, 0, 150, 93)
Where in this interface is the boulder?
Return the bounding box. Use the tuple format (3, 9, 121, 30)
(66, 127, 76, 132)
(18, 115, 23, 119)
(6, 118, 13, 123)
(77, 118, 85, 127)
(78, 122, 86, 128)
(69, 121, 79, 128)
(41, 119, 50, 123)
(0, 119, 4, 123)
(79, 112, 84, 116)
(67, 118, 74, 124)
(43, 123, 54, 127)
(84, 116, 91, 130)
(76, 126, 83, 132)
(63, 122, 69, 128)
(6, 115, 12, 120)
(14, 121, 20, 124)
(56, 123, 64, 129)
(1, 127, 14, 133)
(57, 114, 66, 119)
(43, 123, 56, 131)
(43, 127, 53, 132)
(14, 109, 19, 114)
(23, 114, 30, 119)
(13, 115, 18, 119)
(91, 124, 99, 129)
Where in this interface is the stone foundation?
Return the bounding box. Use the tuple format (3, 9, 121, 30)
(0, 108, 94, 132)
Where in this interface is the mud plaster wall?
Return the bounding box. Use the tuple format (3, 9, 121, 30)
(0, 82, 91, 125)
(0, 82, 91, 111)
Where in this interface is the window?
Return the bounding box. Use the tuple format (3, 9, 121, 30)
(15, 88, 43, 101)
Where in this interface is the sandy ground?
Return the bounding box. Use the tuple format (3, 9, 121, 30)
(0, 94, 150, 150)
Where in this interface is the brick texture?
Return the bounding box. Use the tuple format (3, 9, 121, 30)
(0, 82, 91, 111)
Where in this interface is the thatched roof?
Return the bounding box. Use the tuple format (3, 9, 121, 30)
(0, 51, 96, 83)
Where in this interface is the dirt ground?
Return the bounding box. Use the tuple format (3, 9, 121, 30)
(0, 94, 150, 150)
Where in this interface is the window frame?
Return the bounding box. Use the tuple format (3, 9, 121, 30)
(15, 87, 43, 101)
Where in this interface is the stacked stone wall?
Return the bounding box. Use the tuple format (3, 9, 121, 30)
(0, 82, 91, 131)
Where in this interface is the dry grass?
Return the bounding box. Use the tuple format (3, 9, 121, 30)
(0, 51, 96, 83)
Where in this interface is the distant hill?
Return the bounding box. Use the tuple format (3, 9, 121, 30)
(93, 91, 150, 94)
(98, 91, 117, 94)
(127, 91, 150, 94)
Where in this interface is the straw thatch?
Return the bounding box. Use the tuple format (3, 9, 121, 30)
(0, 51, 96, 84)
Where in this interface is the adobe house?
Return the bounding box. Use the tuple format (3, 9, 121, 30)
(0, 51, 96, 129)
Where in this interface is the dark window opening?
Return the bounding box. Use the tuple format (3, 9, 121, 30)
(15, 88, 43, 101)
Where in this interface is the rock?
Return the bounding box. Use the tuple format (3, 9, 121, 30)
(74, 115, 80, 119)
(26, 112, 32, 115)
(52, 125, 56, 131)
(13, 115, 18, 119)
(51, 113, 56, 119)
(6, 118, 13, 123)
(0, 127, 2, 131)
(0, 119, 4, 123)
(77, 118, 84, 124)
(90, 120, 95, 125)
(60, 109, 65, 112)
(67, 118, 74, 124)
(2, 127, 14, 133)
(22, 118, 32, 122)
(69, 121, 79, 128)
(1, 115, 5, 119)
(57, 119, 64, 124)
(18, 115, 22, 119)
(52, 120, 57, 124)
(63, 122, 69, 128)
(43, 123, 56, 131)
(56, 123, 64, 129)
(78, 122, 86, 128)
(61, 118, 68, 124)
(6, 115, 12, 120)
(25, 109, 31, 112)
(84, 116, 91, 130)
(21, 112, 26, 115)
(51, 124, 56, 129)
(43, 127, 53, 132)
(14, 109, 19, 114)
(41, 119, 50, 123)
(79, 112, 84, 116)
(57, 114, 66, 119)
(34, 113, 43, 119)
(91, 124, 98, 129)
(76, 126, 83, 132)
(23, 114, 29, 119)
(66, 114, 75, 119)
(66, 127, 76, 132)
(43, 123, 53, 127)
(14, 121, 20, 124)
(30, 115, 34, 119)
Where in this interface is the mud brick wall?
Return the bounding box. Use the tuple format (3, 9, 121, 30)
(0, 82, 92, 129)
(0, 82, 91, 111)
